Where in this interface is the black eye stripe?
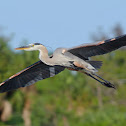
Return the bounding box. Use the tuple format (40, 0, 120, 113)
(34, 43, 42, 45)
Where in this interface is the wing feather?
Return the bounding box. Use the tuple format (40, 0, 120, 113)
(67, 34, 126, 59)
(0, 61, 65, 93)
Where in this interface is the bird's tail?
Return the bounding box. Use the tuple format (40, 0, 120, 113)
(87, 61, 103, 69)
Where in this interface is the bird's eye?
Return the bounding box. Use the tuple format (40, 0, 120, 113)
(30, 44, 34, 47)
(29, 44, 34, 47)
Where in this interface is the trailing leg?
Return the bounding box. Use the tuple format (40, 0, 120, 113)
(84, 72, 116, 89)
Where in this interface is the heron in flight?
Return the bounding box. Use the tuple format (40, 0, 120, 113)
(0, 35, 126, 93)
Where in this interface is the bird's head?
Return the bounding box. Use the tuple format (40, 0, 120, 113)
(15, 43, 43, 51)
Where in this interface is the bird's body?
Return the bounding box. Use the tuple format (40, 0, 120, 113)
(0, 35, 126, 93)
(39, 46, 97, 73)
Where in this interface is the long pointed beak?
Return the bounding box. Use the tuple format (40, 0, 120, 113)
(15, 46, 30, 50)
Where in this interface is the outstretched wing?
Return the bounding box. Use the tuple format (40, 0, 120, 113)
(0, 61, 65, 93)
(67, 34, 126, 60)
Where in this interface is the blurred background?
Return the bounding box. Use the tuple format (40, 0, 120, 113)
(0, 0, 126, 126)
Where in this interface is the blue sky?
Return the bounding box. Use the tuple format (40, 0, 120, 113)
(0, 0, 126, 50)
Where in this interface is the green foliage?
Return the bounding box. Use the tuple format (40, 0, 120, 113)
(0, 35, 126, 126)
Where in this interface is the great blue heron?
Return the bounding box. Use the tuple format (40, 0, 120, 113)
(0, 35, 126, 93)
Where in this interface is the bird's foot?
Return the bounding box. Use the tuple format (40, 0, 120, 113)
(101, 81, 116, 89)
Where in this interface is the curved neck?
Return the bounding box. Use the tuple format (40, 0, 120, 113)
(38, 45, 54, 65)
